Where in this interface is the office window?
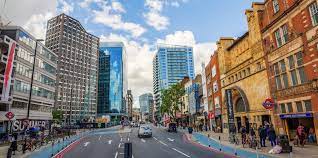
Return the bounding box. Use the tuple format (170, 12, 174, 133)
(279, 60, 289, 88)
(296, 52, 307, 84)
(273, 0, 280, 13)
(288, 55, 298, 86)
(273, 63, 282, 90)
(304, 100, 312, 111)
(212, 66, 216, 77)
(296, 101, 303, 112)
(287, 103, 293, 113)
(280, 104, 286, 113)
(275, 29, 282, 47)
(309, 2, 318, 26)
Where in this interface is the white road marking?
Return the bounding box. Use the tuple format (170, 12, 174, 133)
(168, 138, 174, 142)
(84, 142, 90, 147)
(141, 138, 146, 143)
(132, 155, 134, 158)
(115, 152, 118, 158)
(153, 137, 158, 141)
(99, 135, 102, 140)
(120, 138, 123, 142)
(118, 143, 122, 148)
(119, 153, 124, 155)
(172, 148, 190, 158)
(128, 137, 130, 141)
(108, 140, 112, 144)
(159, 141, 168, 146)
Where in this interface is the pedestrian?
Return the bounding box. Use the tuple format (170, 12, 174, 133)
(297, 123, 306, 147)
(308, 128, 316, 143)
(267, 125, 276, 147)
(258, 125, 267, 147)
(9, 133, 18, 155)
(241, 126, 247, 146)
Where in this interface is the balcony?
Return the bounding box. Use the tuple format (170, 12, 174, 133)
(274, 80, 318, 98)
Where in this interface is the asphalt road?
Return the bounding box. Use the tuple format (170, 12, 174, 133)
(63, 125, 230, 158)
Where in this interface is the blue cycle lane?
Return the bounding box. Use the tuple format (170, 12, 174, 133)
(28, 128, 120, 158)
(192, 133, 277, 158)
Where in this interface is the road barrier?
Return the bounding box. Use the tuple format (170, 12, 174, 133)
(124, 142, 132, 158)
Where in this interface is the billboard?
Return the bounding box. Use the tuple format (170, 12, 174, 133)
(225, 89, 235, 134)
(1, 36, 17, 102)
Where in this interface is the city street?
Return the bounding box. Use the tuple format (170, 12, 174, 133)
(62, 125, 230, 158)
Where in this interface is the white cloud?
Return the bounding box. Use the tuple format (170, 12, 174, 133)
(57, 0, 74, 14)
(23, 12, 54, 39)
(92, 2, 146, 37)
(0, 0, 56, 26)
(157, 31, 216, 75)
(79, 0, 102, 8)
(111, 1, 126, 13)
(143, 0, 189, 30)
(143, 11, 169, 30)
(100, 33, 155, 108)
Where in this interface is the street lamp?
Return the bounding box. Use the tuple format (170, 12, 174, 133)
(27, 39, 44, 119)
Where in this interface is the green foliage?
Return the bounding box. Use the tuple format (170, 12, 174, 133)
(52, 109, 63, 122)
(160, 83, 185, 121)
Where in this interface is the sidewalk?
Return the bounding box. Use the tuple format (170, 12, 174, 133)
(193, 130, 318, 158)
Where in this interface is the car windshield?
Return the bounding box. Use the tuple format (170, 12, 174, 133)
(2, 1, 309, 158)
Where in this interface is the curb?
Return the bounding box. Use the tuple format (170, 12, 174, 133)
(52, 137, 84, 158)
(183, 133, 236, 158)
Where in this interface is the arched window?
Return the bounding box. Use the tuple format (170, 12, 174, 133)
(235, 97, 245, 112)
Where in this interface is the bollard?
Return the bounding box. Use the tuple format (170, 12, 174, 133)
(289, 152, 293, 158)
(124, 143, 132, 158)
(234, 137, 237, 156)
(256, 146, 259, 158)
(7, 147, 12, 158)
(219, 136, 222, 151)
(51, 140, 54, 157)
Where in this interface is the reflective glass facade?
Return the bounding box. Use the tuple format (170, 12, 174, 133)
(153, 45, 194, 119)
(98, 42, 127, 116)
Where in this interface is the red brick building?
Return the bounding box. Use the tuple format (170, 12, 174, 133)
(260, 0, 318, 142)
(205, 51, 223, 132)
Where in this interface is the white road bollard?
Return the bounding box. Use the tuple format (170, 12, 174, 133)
(256, 146, 259, 158)
(289, 152, 293, 158)
(234, 137, 237, 156)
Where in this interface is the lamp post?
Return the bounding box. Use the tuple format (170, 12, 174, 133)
(26, 39, 44, 119)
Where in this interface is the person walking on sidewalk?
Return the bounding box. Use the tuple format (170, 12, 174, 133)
(241, 126, 247, 146)
(308, 128, 316, 143)
(258, 125, 267, 147)
(268, 125, 276, 147)
(297, 123, 306, 147)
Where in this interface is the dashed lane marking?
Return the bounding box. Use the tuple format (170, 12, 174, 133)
(99, 135, 101, 140)
(141, 138, 146, 143)
(159, 141, 168, 146)
(115, 152, 118, 158)
(128, 137, 130, 141)
(120, 138, 123, 142)
(118, 143, 122, 148)
(108, 140, 112, 144)
(172, 148, 190, 158)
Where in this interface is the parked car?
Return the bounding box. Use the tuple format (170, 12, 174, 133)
(138, 125, 152, 138)
(168, 122, 177, 133)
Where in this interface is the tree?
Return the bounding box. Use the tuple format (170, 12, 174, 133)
(160, 83, 185, 122)
(52, 109, 63, 123)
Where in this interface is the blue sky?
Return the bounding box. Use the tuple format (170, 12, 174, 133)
(1, 0, 263, 107)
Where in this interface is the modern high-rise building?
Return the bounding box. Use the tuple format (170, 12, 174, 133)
(153, 45, 194, 121)
(0, 26, 57, 133)
(139, 93, 153, 121)
(97, 42, 127, 120)
(45, 14, 99, 124)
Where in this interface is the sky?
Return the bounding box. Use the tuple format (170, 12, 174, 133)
(0, 0, 262, 108)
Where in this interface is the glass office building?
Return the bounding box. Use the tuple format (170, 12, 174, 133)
(98, 42, 127, 117)
(153, 45, 194, 120)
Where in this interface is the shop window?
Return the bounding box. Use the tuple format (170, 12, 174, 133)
(280, 103, 286, 113)
(304, 100, 312, 111)
(296, 101, 303, 112)
(287, 103, 293, 113)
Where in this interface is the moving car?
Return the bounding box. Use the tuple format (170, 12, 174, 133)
(168, 122, 177, 133)
(138, 125, 152, 138)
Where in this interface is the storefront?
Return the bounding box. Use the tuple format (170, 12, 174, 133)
(280, 113, 316, 143)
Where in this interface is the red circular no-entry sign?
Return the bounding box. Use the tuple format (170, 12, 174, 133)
(5, 112, 14, 120)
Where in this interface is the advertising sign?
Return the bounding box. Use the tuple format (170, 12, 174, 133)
(12, 120, 48, 132)
(1, 36, 17, 102)
(226, 89, 235, 133)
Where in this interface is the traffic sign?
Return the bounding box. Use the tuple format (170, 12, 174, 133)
(5, 112, 14, 120)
